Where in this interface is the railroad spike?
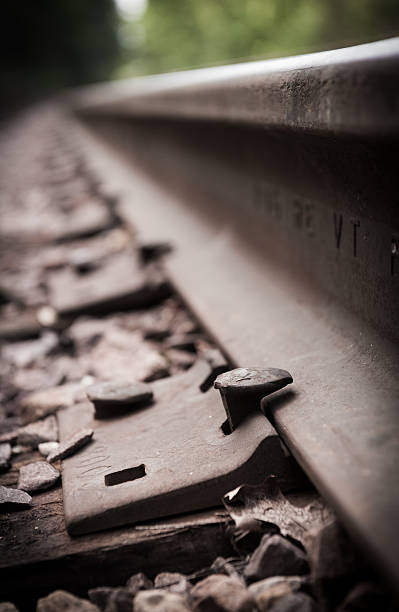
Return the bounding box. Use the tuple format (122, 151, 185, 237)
(214, 367, 293, 433)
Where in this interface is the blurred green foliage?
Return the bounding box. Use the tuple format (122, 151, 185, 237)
(2, 0, 399, 111)
(117, 0, 399, 77)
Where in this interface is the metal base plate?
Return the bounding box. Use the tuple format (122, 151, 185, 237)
(59, 360, 292, 535)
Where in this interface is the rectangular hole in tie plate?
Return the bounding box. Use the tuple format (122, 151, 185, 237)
(105, 464, 146, 486)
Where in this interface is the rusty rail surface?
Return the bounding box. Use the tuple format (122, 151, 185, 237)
(69, 38, 399, 588)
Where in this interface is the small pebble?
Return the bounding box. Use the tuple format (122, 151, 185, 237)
(38, 441, 60, 457)
(0, 431, 18, 445)
(88, 586, 132, 612)
(12, 445, 31, 456)
(17, 461, 60, 492)
(154, 572, 190, 595)
(36, 590, 99, 611)
(190, 574, 254, 612)
(134, 590, 190, 612)
(88, 587, 113, 610)
(2, 331, 58, 368)
(305, 520, 360, 610)
(259, 592, 318, 611)
(17, 415, 58, 448)
(250, 579, 309, 611)
(21, 382, 83, 423)
(244, 535, 309, 583)
(164, 334, 201, 352)
(0, 485, 32, 508)
(125, 573, 153, 595)
(0, 443, 12, 473)
(255, 583, 293, 610)
(36, 305, 57, 327)
(47, 428, 93, 463)
(210, 557, 242, 581)
(248, 576, 305, 598)
(0, 603, 19, 612)
(165, 349, 196, 370)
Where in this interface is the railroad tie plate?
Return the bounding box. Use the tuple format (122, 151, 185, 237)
(59, 358, 295, 535)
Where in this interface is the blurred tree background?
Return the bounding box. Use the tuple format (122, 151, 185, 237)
(1, 0, 399, 112)
(118, 0, 399, 77)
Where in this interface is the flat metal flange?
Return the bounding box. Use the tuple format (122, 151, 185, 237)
(59, 359, 295, 535)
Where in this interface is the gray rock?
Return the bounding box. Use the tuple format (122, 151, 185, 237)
(0, 603, 19, 612)
(47, 428, 93, 463)
(21, 382, 84, 423)
(0, 443, 12, 461)
(104, 589, 133, 612)
(154, 572, 190, 595)
(66, 228, 130, 271)
(36, 306, 57, 327)
(190, 575, 254, 612)
(80, 328, 169, 384)
(0, 311, 41, 342)
(134, 590, 190, 612)
(68, 317, 109, 351)
(47, 355, 88, 384)
(244, 535, 309, 582)
(36, 590, 99, 611)
(172, 310, 198, 336)
(264, 593, 318, 611)
(51, 198, 112, 243)
(88, 587, 133, 612)
(68, 311, 139, 351)
(305, 520, 361, 611)
(125, 573, 153, 595)
(140, 300, 177, 340)
(249, 576, 305, 598)
(88, 588, 114, 610)
(1, 331, 58, 368)
(87, 381, 153, 419)
(17, 415, 58, 447)
(0, 430, 18, 444)
(12, 445, 31, 456)
(17, 461, 60, 492)
(0, 485, 32, 508)
(49, 250, 167, 317)
(164, 334, 201, 352)
(254, 583, 295, 610)
(12, 366, 64, 393)
(0, 443, 12, 473)
(249, 577, 314, 611)
(165, 349, 196, 371)
(38, 441, 60, 457)
(210, 557, 243, 581)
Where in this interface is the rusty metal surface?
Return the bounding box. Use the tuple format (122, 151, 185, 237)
(214, 367, 293, 432)
(69, 38, 399, 587)
(60, 359, 298, 535)
(72, 37, 399, 136)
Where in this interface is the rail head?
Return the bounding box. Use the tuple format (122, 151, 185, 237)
(71, 37, 399, 136)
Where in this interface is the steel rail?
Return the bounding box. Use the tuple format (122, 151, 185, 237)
(70, 38, 399, 589)
(72, 37, 399, 135)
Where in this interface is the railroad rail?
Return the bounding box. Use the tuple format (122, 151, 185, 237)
(69, 37, 399, 589)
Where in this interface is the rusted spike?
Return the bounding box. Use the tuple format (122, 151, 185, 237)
(214, 367, 293, 433)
